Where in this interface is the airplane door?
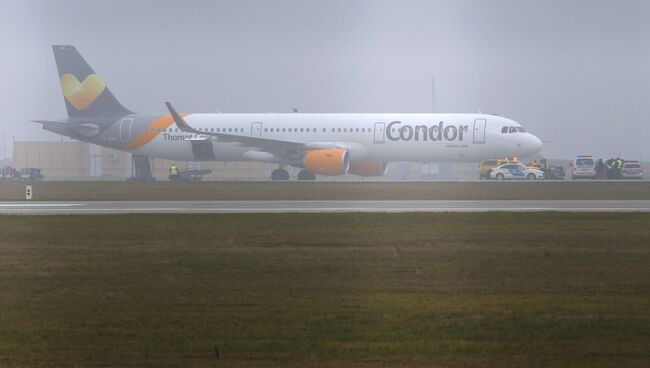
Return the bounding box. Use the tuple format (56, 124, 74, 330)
(119, 118, 133, 142)
(473, 119, 486, 144)
(251, 122, 263, 137)
(373, 122, 385, 143)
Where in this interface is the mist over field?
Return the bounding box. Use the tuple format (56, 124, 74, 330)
(1, 0, 649, 160)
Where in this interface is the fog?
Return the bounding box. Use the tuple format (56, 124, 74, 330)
(1, 0, 649, 160)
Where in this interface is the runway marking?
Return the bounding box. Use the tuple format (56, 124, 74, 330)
(2, 201, 650, 214)
(2, 208, 650, 213)
(0, 203, 82, 207)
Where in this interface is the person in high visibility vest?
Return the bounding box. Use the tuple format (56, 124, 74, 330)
(169, 163, 178, 180)
(541, 159, 549, 172)
(615, 158, 623, 179)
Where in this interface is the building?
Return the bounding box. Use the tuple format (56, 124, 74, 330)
(12, 141, 496, 181)
(12, 141, 131, 180)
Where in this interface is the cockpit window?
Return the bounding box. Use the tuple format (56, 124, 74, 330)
(503, 126, 527, 133)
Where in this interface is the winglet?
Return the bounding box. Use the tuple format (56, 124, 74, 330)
(165, 102, 196, 133)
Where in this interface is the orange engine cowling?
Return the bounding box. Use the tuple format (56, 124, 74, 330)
(348, 161, 389, 177)
(303, 149, 350, 176)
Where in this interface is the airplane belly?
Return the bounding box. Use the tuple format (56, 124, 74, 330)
(134, 136, 195, 161)
(212, 141, 250, 161)
(136, 136, 250, 162)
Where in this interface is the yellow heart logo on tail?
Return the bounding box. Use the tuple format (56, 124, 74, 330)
(60, 73, 106, 111)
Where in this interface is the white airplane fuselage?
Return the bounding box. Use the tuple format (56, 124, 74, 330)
(120, 113, 542, 163)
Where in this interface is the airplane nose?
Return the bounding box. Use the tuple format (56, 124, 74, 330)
(524, 133, 544, 155)
(517, 133, 543, 156)
(530, 134, 543, 153)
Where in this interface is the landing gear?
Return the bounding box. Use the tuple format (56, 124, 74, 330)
(297, 170, 316, 181)
(271, 168, 290, 181)
(129, 155, 155, 181)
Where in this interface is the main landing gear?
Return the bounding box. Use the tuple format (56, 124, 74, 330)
(297, 169, 316, 181)
(270, 168, 290, 181)
(270, 168, 317, 181)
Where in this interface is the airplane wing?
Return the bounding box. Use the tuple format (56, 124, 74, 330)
(165, 102, 336, 158)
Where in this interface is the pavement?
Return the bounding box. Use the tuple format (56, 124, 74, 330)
(2, 200, 650, 214)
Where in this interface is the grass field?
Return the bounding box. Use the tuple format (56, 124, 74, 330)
(1, 213, 649, 367)
(1, 180, 650, 201)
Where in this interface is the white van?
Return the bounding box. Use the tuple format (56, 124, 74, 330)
(571, 155, 596, 179)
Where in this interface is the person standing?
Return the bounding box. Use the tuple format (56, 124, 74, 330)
(169, 163, 179, 181)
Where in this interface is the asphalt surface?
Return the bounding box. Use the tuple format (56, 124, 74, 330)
(2, 200, 650, 214)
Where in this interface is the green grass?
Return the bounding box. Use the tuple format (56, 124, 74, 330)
(1, 180, 650, 201)
(1, 213, 649, 367)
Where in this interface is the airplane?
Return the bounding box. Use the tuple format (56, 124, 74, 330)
(35, 45, 543, 180)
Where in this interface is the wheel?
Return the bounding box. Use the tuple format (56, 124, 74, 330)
(271, 168, 290, 181)
(527, 173, 536, 180)
(297, 169, 316, 181)
(496, 173, 505, 180)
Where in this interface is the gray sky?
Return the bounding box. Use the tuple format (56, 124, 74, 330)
(1, 0, 649, 160)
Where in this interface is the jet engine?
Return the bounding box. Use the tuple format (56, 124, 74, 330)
(303, 149, 350, 176)
(348, 161, 389, 177)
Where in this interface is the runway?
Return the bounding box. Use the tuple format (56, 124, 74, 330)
(2, 200, 650, 214)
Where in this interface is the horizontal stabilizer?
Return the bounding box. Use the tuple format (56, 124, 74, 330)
(32, 120, 100, 136)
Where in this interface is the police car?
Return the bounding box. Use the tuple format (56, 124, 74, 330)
(490, 163, 545, 180)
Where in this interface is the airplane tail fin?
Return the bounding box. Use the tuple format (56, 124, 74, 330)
(52, 45, 133, 118)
